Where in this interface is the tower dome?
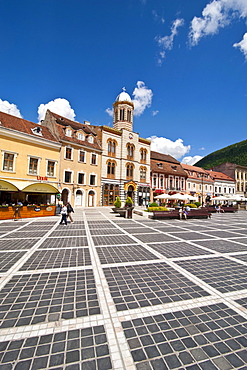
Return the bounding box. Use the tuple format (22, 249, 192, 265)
(113, 88, 134, 132)
(115, 91, 132, 103)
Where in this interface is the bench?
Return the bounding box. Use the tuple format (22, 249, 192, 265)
(152, 209, 211, 219)
(187, 209, 211, 219)
(152, 210, 179, 219)
(206, 207, 237, 213)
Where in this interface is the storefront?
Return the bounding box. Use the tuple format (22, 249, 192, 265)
(0, 179, 59, 219)
(138, 185, 150, 206)
(102, 184, 120, 206)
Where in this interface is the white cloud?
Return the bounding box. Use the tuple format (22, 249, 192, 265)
(105, 107, 113, 117)
(152, 10, 165, 24)
(156, 18, 184, 63)
(152, 110, 159, 116)
(189, 0, 247, 46)
(233, 32, 247, 58)
(181, 155, 204, 165)
(148, 135, 190, 159)
(0, 99, 22, 118)
(37, 98, 76, 122)
(132, 81, 153, 116)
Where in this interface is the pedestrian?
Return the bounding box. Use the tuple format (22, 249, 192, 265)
(60, 204, 68, 225)
(66, 202, 74, 223)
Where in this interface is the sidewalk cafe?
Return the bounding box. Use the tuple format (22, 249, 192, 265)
(0, 179, 59, 219)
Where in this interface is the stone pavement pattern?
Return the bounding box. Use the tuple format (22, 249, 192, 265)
(0, 209, 246, 369)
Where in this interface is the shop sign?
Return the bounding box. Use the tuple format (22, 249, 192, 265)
(46, 206, 53, 212)
(37, 176, 48, 181)
(34, 207, 41, 212)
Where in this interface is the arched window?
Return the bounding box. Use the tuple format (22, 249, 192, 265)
(126, 163, 134, 179)
(127, 143, 135, 160)
(107, 139, 117, 156)
(127, 109, 131, 122)
(107, 160, 116, 178)
(120, 109, 125, 120)
(140, 148, 147, 163)
(140, 167, 147, 182)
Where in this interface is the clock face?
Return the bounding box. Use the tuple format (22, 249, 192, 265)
(129, 133, 133, 139)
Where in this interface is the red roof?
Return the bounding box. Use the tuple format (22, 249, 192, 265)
(45, 110, 102, 151)
(206, 170, 235, 182)
(0, 111, 58, 143)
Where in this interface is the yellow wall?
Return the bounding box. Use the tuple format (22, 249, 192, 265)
(0, 136, 60, 183)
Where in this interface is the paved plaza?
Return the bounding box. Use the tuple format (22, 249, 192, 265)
(0, 209, 247, 370)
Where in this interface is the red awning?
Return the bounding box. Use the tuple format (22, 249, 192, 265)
(154, 189, 164, 194)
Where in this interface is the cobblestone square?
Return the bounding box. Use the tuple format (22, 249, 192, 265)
(0, 208, 247, 369)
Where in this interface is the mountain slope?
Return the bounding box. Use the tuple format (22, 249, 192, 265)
(195, 139, 247, 169)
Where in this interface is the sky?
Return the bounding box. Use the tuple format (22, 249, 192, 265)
(0, 0, 247, 165)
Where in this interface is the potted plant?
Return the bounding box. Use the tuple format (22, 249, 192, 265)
(112, 196, 123, 213)
(125, 197, 134, 208)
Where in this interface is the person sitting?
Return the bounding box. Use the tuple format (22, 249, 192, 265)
(215, 205, 220, 213)
(179, 207, 188, 220)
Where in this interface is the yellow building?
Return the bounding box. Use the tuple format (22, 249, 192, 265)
(42, 110, 102, 207)
(0, 111, 60, 209)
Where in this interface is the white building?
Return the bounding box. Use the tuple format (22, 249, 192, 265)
(92, 89, 151, 206)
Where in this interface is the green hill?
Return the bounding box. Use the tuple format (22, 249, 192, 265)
(195, 139, 247, 169)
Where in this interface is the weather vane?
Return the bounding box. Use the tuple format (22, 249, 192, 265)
(122, 87, 126, 92)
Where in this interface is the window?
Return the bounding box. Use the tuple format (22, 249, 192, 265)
(181, 180, 184, 190)
(215, 187, 217, 193)
(120, 109, 124, 120)
(153, 175, 157, 187)
(188, 182, 191, 189)
(88, 136, 94, 143)
(127, 144, 134, 160)
(79, 150, 85, 163)
(140, 167, 147, 182)
(127, 109, 131, 122)
(91, 153, 97, 165)
(160, 176, 164, 188)
(205, 185, 208, 191)
(169, 178, 173, 189)
(107, 140, 116, 156)
(77, 132, 85, 141)
(126, 163, 134, 179)
(47, 161, 55, 177)
(78, 173, 85, 184)
(107, 161, 116, 178)
(140, 149, 147, 163)
(90, 174, 96, 186)
(224, 187, 226, 193)
(29, 157, 38, 174)
(65, 128, 72, 137)
(64, 171, 72, 183)
(3, 153, 14, 171)
(219, 187, 221, 193)
(65, 147, 72, 160)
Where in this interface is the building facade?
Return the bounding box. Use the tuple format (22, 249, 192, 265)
(211, 163, 247, 197)
(182, 163, 214, 204)
(150, 151, 187, 202)
(206, 169, 235, 198)
(0, 111, 60, 206)
(92, 89, 151, 206)
(43, 110, 102, 207)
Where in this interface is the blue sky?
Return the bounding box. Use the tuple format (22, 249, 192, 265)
(1, 0, 247, 164)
